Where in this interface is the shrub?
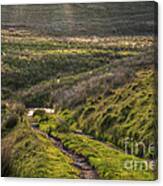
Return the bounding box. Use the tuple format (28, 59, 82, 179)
(12, 103, 25, 116)
(5, 114, 18, 129)
(33, 109, 46, 117)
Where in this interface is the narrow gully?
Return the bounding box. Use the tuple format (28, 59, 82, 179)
(31, 125, 98, 179)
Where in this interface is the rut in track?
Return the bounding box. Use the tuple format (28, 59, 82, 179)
(31, 125, 98, 179)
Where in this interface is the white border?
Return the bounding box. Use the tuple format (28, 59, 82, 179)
(0, 0, 162, 186)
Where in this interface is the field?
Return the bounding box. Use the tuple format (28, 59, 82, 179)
(1, 2, 157, 180)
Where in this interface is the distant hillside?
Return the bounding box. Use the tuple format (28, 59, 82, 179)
(1, 2, 157, 36)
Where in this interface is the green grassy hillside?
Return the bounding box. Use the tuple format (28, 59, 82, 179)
(31, 68, 157, 159)
(77, 69, 157, 158)
(52, 132, 156, 180)
(2, 29, 154, 107)
(1, 25, 157, 180)
(2, 108, 156, 180)
(2, 117, 80, 178)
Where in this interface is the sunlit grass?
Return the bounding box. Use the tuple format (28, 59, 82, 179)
(2, 123, 80, 178)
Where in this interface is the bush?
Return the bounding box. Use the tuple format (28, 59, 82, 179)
(33, 109, 46, 117)
(12, 103, 25, 116)
(5, 114, 18, 129)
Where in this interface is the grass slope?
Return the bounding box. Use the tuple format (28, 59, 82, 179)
(53, 132, 156, 180)
(35, 68, 157, 159)
(1, 119, 80, 178)
(77, 69, 157, 159)
(2, 2, 156, 36)
(33, 69, 157, 179)
(1, 27, 157, 180)
(2, 29, 153, 105)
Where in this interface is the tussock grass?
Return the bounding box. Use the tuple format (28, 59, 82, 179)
(48, 132, 156, 180)
(2, 29, 152, 103)
(77, 69, 157, 159)
(1, 28, 157, 180)
(2, 119, 79, 178)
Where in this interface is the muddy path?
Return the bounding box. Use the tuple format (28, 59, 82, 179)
(31, 124, 98, 179)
